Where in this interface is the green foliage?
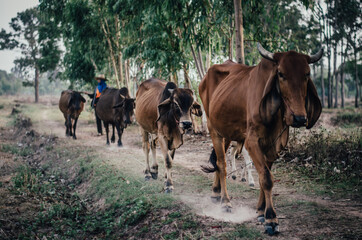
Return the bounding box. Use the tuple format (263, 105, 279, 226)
(223, 224, 263, 239)
(0, 69, 23, 95)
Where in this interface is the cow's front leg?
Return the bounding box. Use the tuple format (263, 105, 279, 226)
(245, 137, 279, 235)
(150, 134, 158, 179)
(142, 130, 152, 181)
(111, 125, 115, 143)
(210, 133, 231, 211)
(158, 136, 173, 193)
(115, 123, 123, 147)
(104, 123, 110, 145)
(72, 117, 78, 139)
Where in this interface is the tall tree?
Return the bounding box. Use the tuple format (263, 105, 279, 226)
(0, 7, 61, 102)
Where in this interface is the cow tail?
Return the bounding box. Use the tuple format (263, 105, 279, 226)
(201, 148, 218, 173)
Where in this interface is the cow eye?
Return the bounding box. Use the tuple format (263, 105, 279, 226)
(278, 72, 284, 79)
(306, 72, 310, 77)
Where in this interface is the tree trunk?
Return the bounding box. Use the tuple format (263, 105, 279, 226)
(333, 44, 338, 108)
(320, 57, 325, 107)
(340, 39, 345, 108)
(183, 63, 191, 89)
(197, 47, 205, 76)
(119, 52, 124, 87)
(228, 37, 233, 60)
(206, 37, 211, 71)
(124, 59, 130, 93)
(34, 67, 39, 103)
(191, 44, 203, 80)
(354, 50, 359, 108)
(327, 47, 332, 108)
(234, 0, 244, 64)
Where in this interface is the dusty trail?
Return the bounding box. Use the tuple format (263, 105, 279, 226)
(21, 100, 362, 239)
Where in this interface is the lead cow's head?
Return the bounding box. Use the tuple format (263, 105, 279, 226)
(258, 43, 323, 129)
(157, 82, 202, 131)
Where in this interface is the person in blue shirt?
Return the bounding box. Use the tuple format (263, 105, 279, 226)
(88, 74, 108, 135)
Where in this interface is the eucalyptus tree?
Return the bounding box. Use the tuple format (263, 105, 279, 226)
(0, 7, 61, 102)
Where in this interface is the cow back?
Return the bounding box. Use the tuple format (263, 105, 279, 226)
(96, 88, 124, 124)
(135, 78, 167, 133)
(59, 90, 72, 115)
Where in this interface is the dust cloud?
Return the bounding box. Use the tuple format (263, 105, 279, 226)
(178, 194, 256, 223)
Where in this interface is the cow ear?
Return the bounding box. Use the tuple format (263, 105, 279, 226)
(259, 69, 281, 125)
(191, 101, 202, 117)
(156, 98, 172, 122)
(305, 79, 322, 129)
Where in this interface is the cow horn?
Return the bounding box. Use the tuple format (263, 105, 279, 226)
(257, 43, 275, 62)
(168, 89, 174, 94)
(308, 48, 323, 64)
(119, 94, 125, 99)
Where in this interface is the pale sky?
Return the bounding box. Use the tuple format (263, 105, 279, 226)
(0, 0, 38, 73)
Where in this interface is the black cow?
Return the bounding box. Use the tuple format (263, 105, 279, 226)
(95, 87, 135, 146)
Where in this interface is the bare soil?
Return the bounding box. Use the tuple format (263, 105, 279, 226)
(0, 98, 361, 239)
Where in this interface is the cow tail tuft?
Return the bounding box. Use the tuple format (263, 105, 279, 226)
(201, 148, 218, 173)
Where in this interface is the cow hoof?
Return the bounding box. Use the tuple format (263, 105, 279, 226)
(249, 183, 255, 187)
(145, 175, 151, 181)
(222, 204, 232, 213)
(264, 222, 279, 236)
(106, 142, 110, 145)
(111, 139, 115, 143)
(210, 196, 221, 203)
(241, 178, 246, 182)
(257, 215, 265, 223)
(118, 143, 123, 147)
(232, 175, 236, 180)
(150, 172, 158, 180)
(73, 136, 77, 140)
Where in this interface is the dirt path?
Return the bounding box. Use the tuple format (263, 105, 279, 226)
(13, 100, 362, 239)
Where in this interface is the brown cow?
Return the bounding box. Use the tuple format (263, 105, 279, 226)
(59, 90, 86, 139)
(96, 87, 135, 146)
(199, 43, 322, 235)
(135, 78, 202, 192)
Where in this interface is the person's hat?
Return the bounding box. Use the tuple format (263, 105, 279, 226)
(95, 74, 108, 81)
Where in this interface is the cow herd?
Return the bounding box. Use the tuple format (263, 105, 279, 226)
(58, 44, 323, 235)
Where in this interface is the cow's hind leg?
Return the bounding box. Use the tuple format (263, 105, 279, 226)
(150, 134, 158, 179)
(111, 125, 115, 143)
(210, 132, 231, 211)
(242, 146, 255, 187)
(67, 115, 73, 136)
(104, 122, 110, 145)
(245, 137, 279, 235)
(229, 142, 238, 180)
(72, 117, 78, 140)
(142, 130, 152, 180)
(115, 123, 123, 147)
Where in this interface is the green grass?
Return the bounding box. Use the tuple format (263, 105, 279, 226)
(281, 127, 361, 198)
(333, 110, 362, 128)
(222, 224, 263, 239)
(1, 143, 33, 157)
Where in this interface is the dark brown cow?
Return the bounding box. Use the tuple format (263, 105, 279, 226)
(199, 43, 322, 235)
(96, 87, 135, 146)
(135, 78, 202, 192)
(59, 90, 86, 139)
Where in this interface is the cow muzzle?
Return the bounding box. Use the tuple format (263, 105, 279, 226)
(180, 121, 192, 130)
(292, 115, 307, 128)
